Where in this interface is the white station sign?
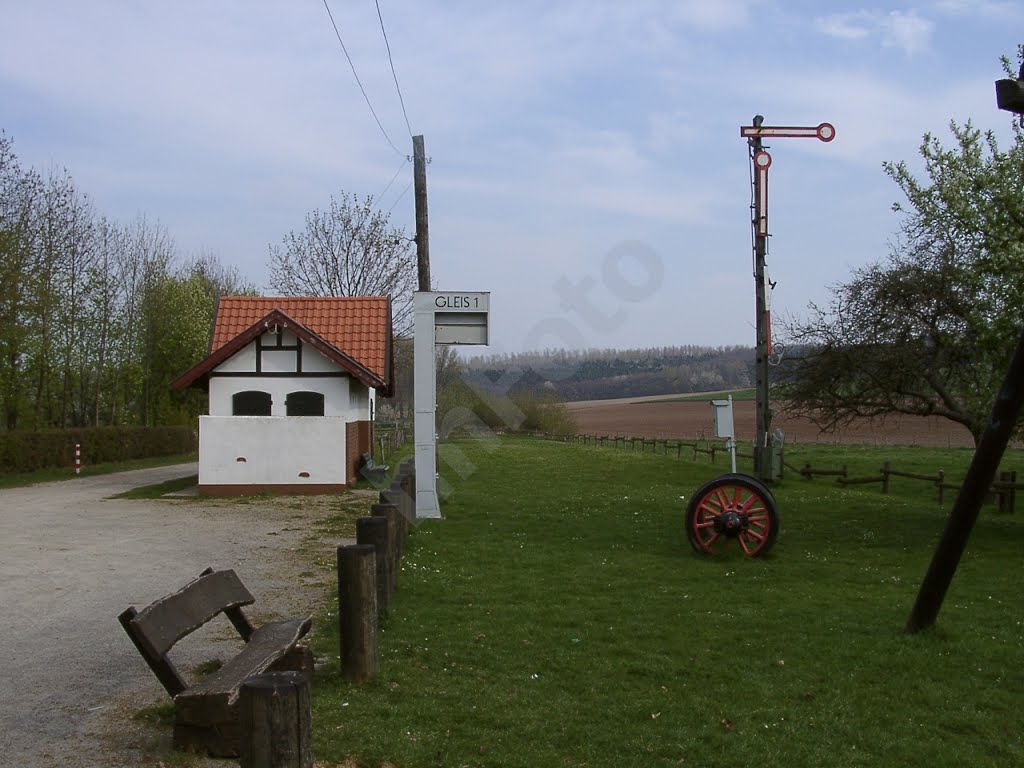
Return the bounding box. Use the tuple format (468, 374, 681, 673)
(414, 291, 491, 518)
(430, 292, 489, 345)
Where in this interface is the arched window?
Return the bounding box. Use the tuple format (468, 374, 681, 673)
(286, 390, 325, 416)
(232, 390, 272, 416)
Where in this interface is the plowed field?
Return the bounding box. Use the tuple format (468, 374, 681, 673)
(566, 396, 976, 448)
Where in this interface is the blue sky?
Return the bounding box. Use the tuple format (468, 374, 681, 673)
(2, 1, 1021, 355)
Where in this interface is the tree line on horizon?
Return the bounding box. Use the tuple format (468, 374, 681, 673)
(462, 344, 754, 402)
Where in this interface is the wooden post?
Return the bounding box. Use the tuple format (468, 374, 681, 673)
(356, 517, 390, 618)
(372, 502, 402, 591)
(239, 672, 312, 768)
(413, 135, 430, 291)
(389, 480, 407, 525)
(336, 544, 379, 682)
(1010, 470, 1017, 514)
(882, 462, 892, 494)
(382, 477, 410, 531)
(995, 470, 1017, 513)
(400, 468, 416, 522)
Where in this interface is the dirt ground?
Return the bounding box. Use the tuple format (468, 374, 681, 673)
(566, 396, 978, 448)
(0, 464, 364, 768)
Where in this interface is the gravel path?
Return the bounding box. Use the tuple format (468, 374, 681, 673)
(0, 464, 354, 767)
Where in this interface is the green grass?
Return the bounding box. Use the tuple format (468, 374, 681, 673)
(132, 701, 176, 727)
(112, 473, 199, 499)
(308, 436, 1024, 768)
(0, 452, 197, 490)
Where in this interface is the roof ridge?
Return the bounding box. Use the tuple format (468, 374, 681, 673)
(219, 295, 388, 301)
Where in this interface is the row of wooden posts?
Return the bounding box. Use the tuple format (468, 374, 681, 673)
(802, 462, 1020, 512)
(567, 433, 754, 463)
(376, 426, 408, 462)
(234, 459, 417, 768)
(337, 458, 417, 682)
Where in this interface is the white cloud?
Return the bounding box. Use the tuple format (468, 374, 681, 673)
(879, 10, 933, 56)
(815, 9, 934, 56)
(815, 12, 873, 40)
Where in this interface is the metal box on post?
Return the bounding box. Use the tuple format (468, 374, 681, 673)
(711, 397, 735, 439)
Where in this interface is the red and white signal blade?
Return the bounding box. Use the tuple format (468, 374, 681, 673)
(741, 122, 835, 142)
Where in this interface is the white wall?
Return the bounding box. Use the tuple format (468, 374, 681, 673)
(199, 416, 347, 486)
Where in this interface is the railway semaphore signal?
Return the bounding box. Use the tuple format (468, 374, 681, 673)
(741, 115, 835, 485)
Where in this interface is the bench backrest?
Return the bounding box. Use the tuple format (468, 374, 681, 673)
(130, 569, 255, 658)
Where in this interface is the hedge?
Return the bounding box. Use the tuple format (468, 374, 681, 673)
(0, 426, 196, 474)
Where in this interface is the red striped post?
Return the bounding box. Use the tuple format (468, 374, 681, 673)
(75, 444, 81, 475)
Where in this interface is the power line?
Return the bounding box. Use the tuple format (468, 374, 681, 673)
(321, 0, 403, 156)
(375, 156, 410, 208)
(387, 179, 414, 214)
(375, 0, 414, 138)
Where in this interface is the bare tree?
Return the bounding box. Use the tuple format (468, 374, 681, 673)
(267, 193, 416, 334)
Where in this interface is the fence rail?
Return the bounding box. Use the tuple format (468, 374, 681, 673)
(795, 461, 1018, 512)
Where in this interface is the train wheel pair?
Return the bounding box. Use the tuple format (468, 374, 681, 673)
(685, 473, 779, 557)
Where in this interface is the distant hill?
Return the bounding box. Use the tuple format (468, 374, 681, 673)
(461, 345, 755, 402)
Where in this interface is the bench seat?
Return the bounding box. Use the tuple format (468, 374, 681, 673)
(173, 617, 311, 755)
(119, 568, 313, 757)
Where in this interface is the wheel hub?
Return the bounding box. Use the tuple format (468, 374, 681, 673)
(713, 510, 747, 538)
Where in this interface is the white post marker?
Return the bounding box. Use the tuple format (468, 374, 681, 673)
(710, 395, 737, 473)
(414, 291, 490, 518)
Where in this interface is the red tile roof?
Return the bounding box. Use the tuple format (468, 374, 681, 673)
(172, 296, 393, 394)
(212, 296, 391, 377)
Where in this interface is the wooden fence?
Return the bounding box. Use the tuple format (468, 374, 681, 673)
(564, 433, 756, 463)
(810, 461, 1019, 512)
(375, 422, 410, 462)
(563, 433, 1020, 513)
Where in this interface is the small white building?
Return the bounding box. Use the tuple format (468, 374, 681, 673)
(172, 296, 393, 495)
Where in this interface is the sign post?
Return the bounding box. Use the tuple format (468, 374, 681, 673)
(414, 291, 490, 518)
(740, 116, 834, 482)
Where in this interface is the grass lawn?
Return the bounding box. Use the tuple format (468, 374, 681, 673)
(309, 436, 1024, 767)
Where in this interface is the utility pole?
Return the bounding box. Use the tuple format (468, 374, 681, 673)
(413, 135, 430, 291)
(749, 115, 771, 481)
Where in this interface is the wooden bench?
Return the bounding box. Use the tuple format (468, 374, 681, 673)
(360, 452, 389, 483)
(118, 567, 312, 757)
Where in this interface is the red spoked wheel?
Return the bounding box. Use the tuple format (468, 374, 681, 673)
(686, 473, 779, 557)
